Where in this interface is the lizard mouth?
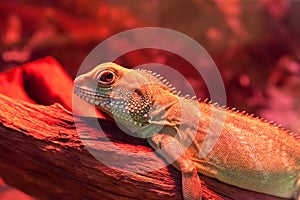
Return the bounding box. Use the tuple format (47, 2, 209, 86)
(73, 85, 109, 106)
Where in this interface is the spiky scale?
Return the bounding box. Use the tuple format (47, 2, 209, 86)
(203, 98, 209, 103)
(158, 76, 164, 80)
(167, 83, 173, 88)
(170, 87, 176, 91)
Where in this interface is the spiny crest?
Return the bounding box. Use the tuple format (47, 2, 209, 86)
(225, 104, 297, 138)
(134, 68, 197, 100)
(134, 68, 174, 90)
(198, 97, 297, 139)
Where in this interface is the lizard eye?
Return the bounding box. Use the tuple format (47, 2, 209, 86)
(97, 70, 115, 85)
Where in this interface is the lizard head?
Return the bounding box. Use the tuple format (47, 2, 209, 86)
(74, 62, 173, 128)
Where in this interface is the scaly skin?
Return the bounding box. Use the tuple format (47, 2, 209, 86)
(74, 62, 300, 200)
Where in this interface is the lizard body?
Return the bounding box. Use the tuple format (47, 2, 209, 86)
(74, 62, 300, 200)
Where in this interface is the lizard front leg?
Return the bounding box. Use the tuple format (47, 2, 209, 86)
(148, 133, 202, 200)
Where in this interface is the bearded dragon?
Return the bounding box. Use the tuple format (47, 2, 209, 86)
(73, 62, 300, 200)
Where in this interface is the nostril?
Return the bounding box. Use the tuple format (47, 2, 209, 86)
(74, 76, 84, 86)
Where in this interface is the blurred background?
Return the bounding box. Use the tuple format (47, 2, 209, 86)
(0, 0, 299, 199)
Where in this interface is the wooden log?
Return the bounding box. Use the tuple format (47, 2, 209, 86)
(0, 93, 292, 200)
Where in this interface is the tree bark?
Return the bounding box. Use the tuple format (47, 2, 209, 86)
(0, 93, 291, 200)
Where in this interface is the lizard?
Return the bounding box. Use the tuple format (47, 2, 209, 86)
(73, 62, 300, 200)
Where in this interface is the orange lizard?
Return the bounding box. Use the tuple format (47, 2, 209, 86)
(74, 62, 300, 200)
